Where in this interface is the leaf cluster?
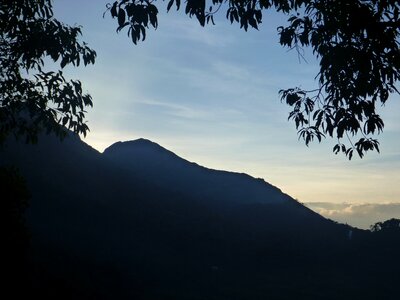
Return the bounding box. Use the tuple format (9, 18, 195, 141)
(370, 218, 400, 233)
(279, 0, 400, 158)
(0, 0, 96, 144)
(107, 0, 159, 44)
(108, 1, 303, 39)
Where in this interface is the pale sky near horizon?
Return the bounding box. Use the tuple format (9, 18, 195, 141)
(52, 0, 400, 220)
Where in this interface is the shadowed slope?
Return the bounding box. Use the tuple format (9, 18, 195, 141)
(3, 134, 394, 300)
(104, 138, 298, 206)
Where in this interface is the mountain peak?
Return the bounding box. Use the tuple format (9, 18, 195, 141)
(104, 138, 165, 153)
(102, 138, 181, 164)
(130, 138, 157, 145)
(101, 138, 294, 206)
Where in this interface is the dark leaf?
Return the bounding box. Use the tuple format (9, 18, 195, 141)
(118, 8, 126, 26)
(111, 1, 118, 17)
(167, 0, 174, 12)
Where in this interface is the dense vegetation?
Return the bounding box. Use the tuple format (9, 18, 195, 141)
(1, 1, 399, 157)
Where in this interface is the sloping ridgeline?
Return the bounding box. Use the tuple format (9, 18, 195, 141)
(1, 134, 398, 299)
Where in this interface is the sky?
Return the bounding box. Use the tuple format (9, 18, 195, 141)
(52, 1, 400, 228)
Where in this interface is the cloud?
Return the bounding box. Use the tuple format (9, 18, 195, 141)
(135, 99, 214, 120)
(305, 202, 400, 229)
(162, 17, 235, 47)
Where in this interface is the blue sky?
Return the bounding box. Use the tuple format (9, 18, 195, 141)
(52, 1, 400, 226)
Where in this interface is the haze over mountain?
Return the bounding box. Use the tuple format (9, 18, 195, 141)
(2, 133, 399, 299)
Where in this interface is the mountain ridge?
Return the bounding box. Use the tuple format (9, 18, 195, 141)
(102, 138, 294, 206)
(4, 133, 395, 300)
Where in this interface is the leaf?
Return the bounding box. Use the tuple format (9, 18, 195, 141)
(333, 144, 340, 154)
(233, 10, 239, 22)
(140, 25, 146, 41)
(167, 0, 174, 11)
(149, 13, 158, 28)
(131, 26, 138, 44)
(286, 93, 301, 106)
(118, 8, 126, 26)
(60, 57, 68, 68)
(348, 149, 353, 160)
(111, 1, 118, 17)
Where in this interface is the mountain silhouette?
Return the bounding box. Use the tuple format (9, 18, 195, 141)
(104, 138, 299, 205)
(1, 133, 398, 299)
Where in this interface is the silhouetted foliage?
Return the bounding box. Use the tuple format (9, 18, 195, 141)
(0, 0, 96, 144)
(370, 218, 400, 233)
(106, 0, 400, 159)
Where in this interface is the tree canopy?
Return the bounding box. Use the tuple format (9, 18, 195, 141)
(1, 1, 398, 158)
(370, 218, 400, 233)
(0, 0, 96, 144)
(106, 0, 400, 159)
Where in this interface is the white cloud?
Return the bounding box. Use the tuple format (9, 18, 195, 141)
(305, 202, 400, 229)
(135, 98, 214, 119)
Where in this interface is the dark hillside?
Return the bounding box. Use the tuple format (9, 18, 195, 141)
(1, 134, 398, 299)
(103, 139, 293, 206)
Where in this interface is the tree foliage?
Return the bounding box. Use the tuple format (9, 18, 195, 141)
(370, 218, 400, 233)
(0, 0, 96, 144)
(106, 0, 400, 159)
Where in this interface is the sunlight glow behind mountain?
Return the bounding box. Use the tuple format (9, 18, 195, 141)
(52, 0, 400, 208)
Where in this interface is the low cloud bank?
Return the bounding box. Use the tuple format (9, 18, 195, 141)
(304, 202, 400, 229)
